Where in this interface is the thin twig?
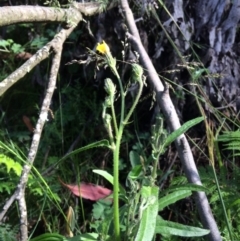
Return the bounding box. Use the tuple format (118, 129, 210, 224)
(18, 50, 63, 241)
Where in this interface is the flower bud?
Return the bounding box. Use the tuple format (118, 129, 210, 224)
(104, 78, 116, 97)
(104, 96, 112, 108)
(132, 63, 143, 82)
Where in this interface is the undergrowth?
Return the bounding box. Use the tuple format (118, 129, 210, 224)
(1, 1, 240, 241)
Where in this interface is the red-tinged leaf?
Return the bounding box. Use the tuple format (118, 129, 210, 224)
(22, 115, 34, 133)
(59, 178, 112, 201)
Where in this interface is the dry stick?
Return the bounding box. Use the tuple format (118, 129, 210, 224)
(19, 50, 63, 241)
(120, 1, 222, 241)
(18, 26, 79, 241)
(0, 2, 111, 28)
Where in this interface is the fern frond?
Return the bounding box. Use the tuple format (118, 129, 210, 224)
(0, 154, 22, 176)
(0, 224, 18, 241)
(0, 181, 14, 194)
(217, 130, 240, 141)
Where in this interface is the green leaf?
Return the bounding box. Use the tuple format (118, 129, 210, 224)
(129, 150, 141, 167)
(159, 190, 192, 211)
(162, 184, 208, 195)
(92, 199, 112, 220)
(155, 216, 210, 237)
(216, 131, 240, 154)
(0, 39, 10, 47)
(135, 186, 159, 241)
(63, 140, 110, 161)
(163, 117, 204, 149)
(217, 130, 240, 141)
(30, 37, 48, 48)
(93, 169, 126, 195)
(92, 202, 106, 219)
(192, 68, 209, 81)
(0, 182, 12, 194)
(29, 233, 68, 241)
(0, 154, 22, 176)
(11, 43, 24, 53)
(66, 233, 99, 240)
(128, 165, 142, 180)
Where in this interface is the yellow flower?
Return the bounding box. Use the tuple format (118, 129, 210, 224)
(96, 41, 110, 55)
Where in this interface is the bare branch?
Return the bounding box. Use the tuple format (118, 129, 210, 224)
(0, 6, 66, 27)
(120, 0, 222, 240)
(0, 1, 118, 27)
(0, 192, 17, 222)
(0, 44, 51, 96)
(18, 49, 63, 241)
(0, 9, 82, 97)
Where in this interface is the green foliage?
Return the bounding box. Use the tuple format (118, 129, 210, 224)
(0, 154, 22, 176)
(30, 37, 49, 49)
(158, 190, 192, 211)
(155, 216, 209, 237)
(0, 4, 225, 240)
(170, 163, 240, 240)
(0, 224, 18, 241)
(217, 130, 240, 155)
(67, 233, 100, 241)
(135, 186, 158, 241)
(29, 233, 68, 241)
(0, 39, 24, 54)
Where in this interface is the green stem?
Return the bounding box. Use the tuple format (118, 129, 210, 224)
(113, 69, 125, 126)
(151, 152, 162, 184)
(111, 68, 125, 241)
(111, 102, 118, 135)
(113, 125, 124, 241)
(110, 64, 143, 241)
(214, 141, 233, 240)
(152, 155, 157, 181)
(124, 81, 143, 125)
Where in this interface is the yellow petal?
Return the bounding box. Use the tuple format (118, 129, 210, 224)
(96, 40, 110, 55)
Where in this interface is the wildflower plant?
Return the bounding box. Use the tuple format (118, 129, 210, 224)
(91, 41, 208, 241)
(96, 40, 144, 241)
